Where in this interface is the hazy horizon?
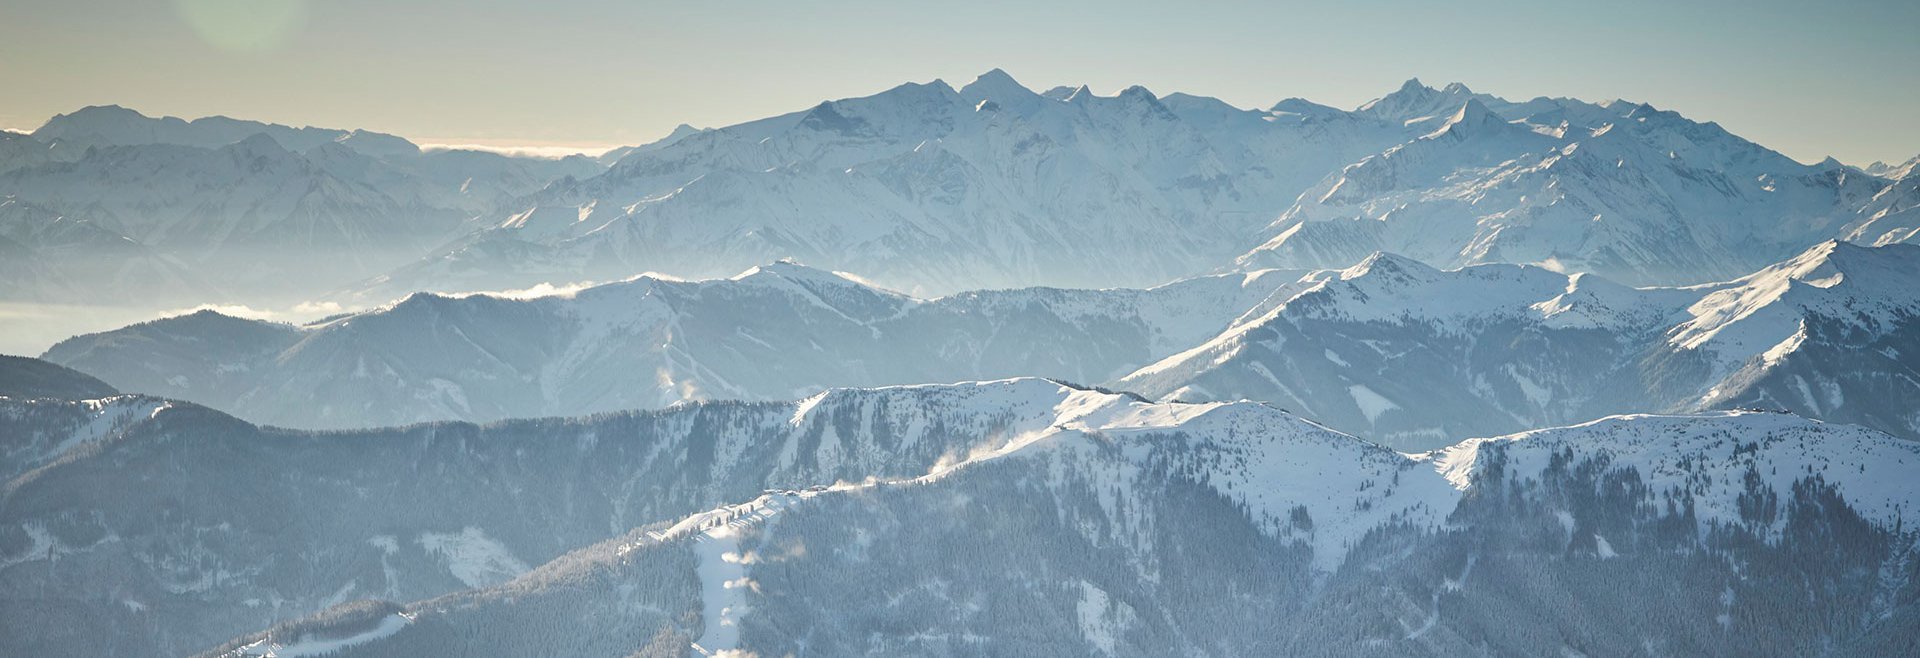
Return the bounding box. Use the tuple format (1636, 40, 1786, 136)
(4, 0, 1917, 166)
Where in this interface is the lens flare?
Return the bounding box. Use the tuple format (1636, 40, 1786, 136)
(173, 0, 308, 53)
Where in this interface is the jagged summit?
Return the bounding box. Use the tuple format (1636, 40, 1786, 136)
(1863, 154, 1919, 179)
(1424, 99, 1509, 139)
(1355, 77, 1488, 123)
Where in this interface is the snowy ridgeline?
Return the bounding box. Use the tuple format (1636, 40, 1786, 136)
(7, 73, 1916, 320)
(2, 378, 1917, 656)
(44, 240, 1920, 449)
(361, 72, 1918, 302)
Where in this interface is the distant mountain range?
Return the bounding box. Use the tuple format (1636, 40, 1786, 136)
(44, 241, 1920, 449)
(6, 73, 1913, 314)
(351, 73, 1920, 300)
(0, 107, 601, 307)
(43, 261, 1306, 429)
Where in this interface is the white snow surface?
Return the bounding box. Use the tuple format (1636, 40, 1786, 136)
(1671, 240, 1920, 376)
(416, 527, 530, 589)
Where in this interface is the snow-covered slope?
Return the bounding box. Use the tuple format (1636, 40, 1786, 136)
(1431, 411, 1920, 534)
(43, 262, 1305, 429)
(1842, 165, 1920, 247)
(1123, 241, 1920, 448)
(192, 405, 1920, 658)
(1237, 82, 1898, 286)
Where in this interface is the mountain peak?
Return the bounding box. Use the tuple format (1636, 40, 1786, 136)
(796, 100, 863, 134)
(1269, 97, 1342, 117)
(959, 68, 1041, 114)
(64, 104, 144, 118)
(1356, 77, 1450, 118)
(33, 104, 163, 141)
(222, 132, 292, 160)
(1340, 251, 1438, 281)
(1862, 156, 1918, 179)
(961, 68, 1027, 95)
(1780, 239, 1906, 281)
(732, 259, 866, 288)
(1425, 99, 1508, 139)
(1672, 241, 1920, 359)
(335, 128, 420, 158)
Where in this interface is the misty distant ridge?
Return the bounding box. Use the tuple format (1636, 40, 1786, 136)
(44, 240, 1920, 450)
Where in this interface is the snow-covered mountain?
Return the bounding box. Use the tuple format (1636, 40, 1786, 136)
(1121, 240, 1920, 449)
(0, 107, 605, 306)
(5, 379, 1903, 657)
(5, 77, 1908, 314)
(338, 75, 1918, 300)
(345, 70, 1421, 299)
(1235, 82, 1900, 286)
(271, 410, 1910, 657)
(1843, 162, 1920, 247)
(1862, 154, 1918, 181)
(42, 261, 1305, 429)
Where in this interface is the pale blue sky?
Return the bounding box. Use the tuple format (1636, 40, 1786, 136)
(3, 0, 1915, 164)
